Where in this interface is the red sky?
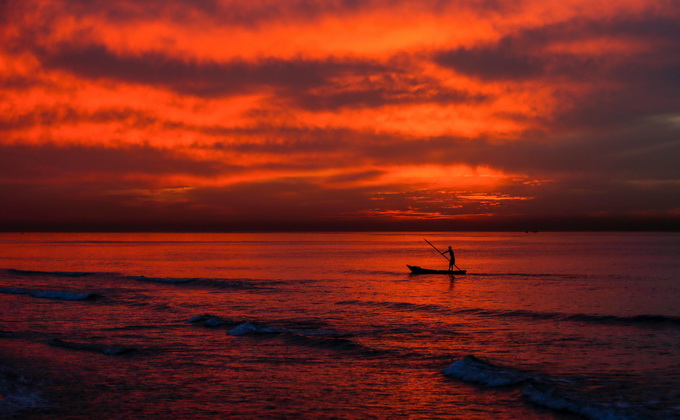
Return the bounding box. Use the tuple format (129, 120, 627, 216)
(1, 0, 679, 231)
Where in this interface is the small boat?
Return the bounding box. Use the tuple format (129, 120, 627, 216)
(407, 265, 467, 275)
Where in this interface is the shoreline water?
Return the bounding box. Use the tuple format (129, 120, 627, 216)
(1, 232, 678, 418)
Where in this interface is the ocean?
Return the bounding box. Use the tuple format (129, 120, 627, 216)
(0, 232, 678, 419)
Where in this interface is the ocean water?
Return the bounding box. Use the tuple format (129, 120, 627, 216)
(0, 232, 678, 419)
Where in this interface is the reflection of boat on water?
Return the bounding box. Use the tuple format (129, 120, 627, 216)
(407, 265, 467, 275)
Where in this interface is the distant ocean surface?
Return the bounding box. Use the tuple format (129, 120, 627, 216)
(1, 232, 678, 419)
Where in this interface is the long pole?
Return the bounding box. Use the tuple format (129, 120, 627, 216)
(424, 239, 462, 270)
(424, 239, 448, 261)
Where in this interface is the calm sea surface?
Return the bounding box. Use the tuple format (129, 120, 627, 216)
(0, 232, 678, 419)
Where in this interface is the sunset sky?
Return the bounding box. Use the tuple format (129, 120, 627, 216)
(1, 0, 679, 231)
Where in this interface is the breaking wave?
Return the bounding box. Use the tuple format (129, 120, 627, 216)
(186, 313, 240, 327)
(4, 268, 100, 277)
(444, 355, 659, 419)
(47, 338, 139, 356)
(0, 287, 99, 301)
(187, 314, 380, 354)
(443, 355, 534, 387)
(522, 381, 638, 420)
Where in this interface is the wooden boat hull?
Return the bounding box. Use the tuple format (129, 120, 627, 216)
(407, 265, 467, 275)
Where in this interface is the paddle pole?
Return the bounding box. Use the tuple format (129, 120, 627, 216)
(424, 239, 463, 270)
(424, 239, 448, 261)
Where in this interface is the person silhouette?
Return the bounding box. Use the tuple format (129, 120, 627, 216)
(441, 246, 455, 271)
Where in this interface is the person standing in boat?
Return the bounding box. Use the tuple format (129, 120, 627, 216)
(441, 246, 455, 271)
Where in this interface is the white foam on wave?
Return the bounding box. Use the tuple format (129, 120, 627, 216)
(443, 355, 532, 387)
(443, 355, 643, 419)
(187, 314, 378, 353)
(0, 287, 97, 301)
(187, 315, 287, 332)
(522, 382, 631, 420)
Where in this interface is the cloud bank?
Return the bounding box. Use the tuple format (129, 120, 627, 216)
(1, 0, 679, 230)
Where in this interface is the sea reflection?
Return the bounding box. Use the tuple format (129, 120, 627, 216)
(0, 232, 678, 418)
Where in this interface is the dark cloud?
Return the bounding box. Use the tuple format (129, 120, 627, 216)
(41, 0, 369, 27)
(435, 39, 548, 80)
(291, 79, 487, 110)
(192, 114, 680, 187)
(0, 75, 42, 91)
(190, 178, 374, 218)
(2, 0, 679, 231)
(2, 165, 679, 232)
(190, 173, 680, 230)
(434, 12, 680, 131)
(38, 43, 386, 98)
(186, 120, 680, 224)
(0, 176, 380, 231)
(0, 143, 231, 181)
(0, 181, 217, 231)
(325, 169, 383, 184)
(366, 120, 680, 182)
(433, 28, 599, 81)
(5, 109, 671, 221)
(435, 13, 680, 82)
(552, 76, 680, 130)
(23, 0, 505, 29)
(0, 105, 160, 131)
(506, 175, 680, 229)
(37, 43, 488, 110)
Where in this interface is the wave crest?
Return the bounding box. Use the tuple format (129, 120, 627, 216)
(187, 314, 378, 354)
(47, 338, 139, 355)
(522, 381, 634, 420)
(444, 355, 657, 419)
(5, 268, 99, 277)
(443, 355, 533, 387)
(0, 287, 99, 301)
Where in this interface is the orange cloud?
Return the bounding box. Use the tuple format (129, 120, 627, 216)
(1, 0, 679, 231)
